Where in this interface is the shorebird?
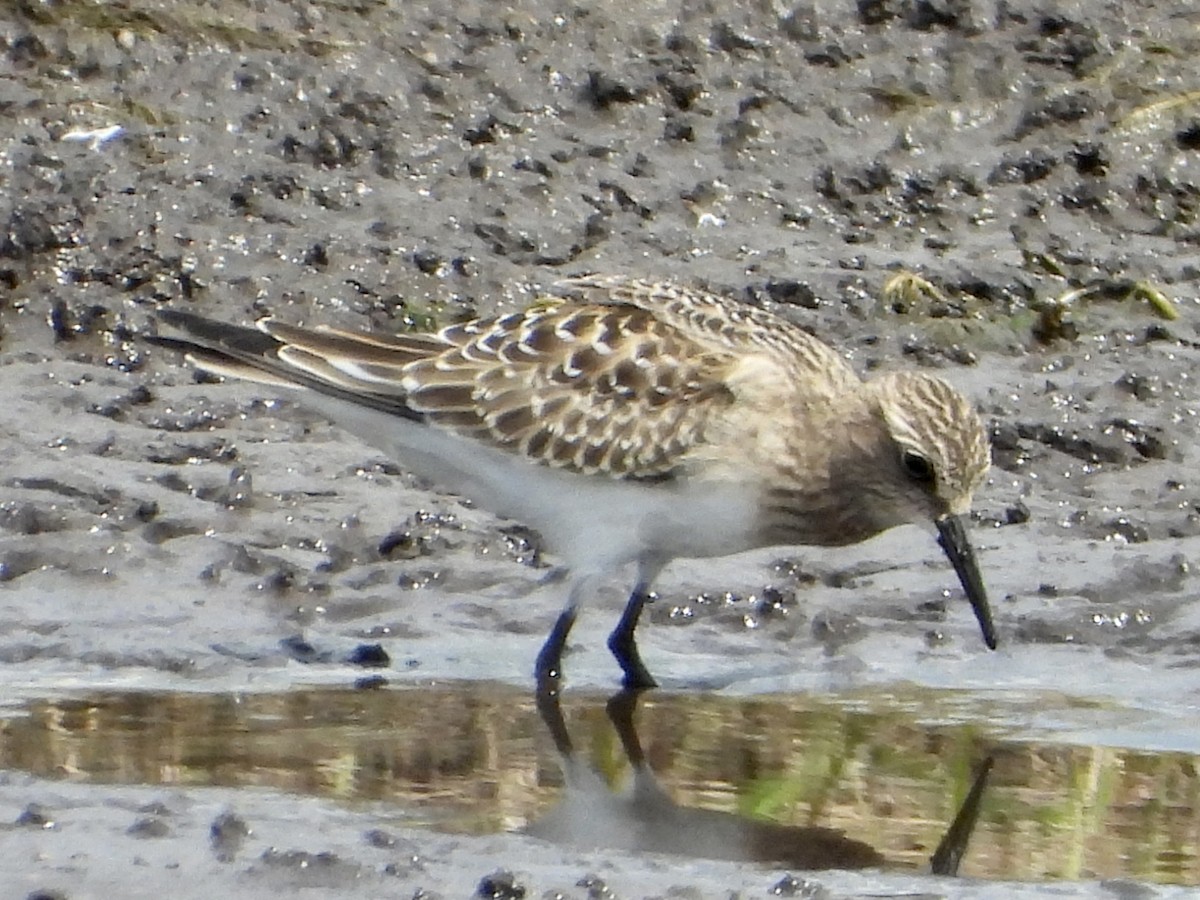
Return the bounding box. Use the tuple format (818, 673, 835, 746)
(150, 275, 997, 692)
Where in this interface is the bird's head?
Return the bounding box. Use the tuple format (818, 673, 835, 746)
(871, 371, 996, 649)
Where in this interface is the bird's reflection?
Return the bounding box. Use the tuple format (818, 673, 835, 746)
(528, 689, 991, 873)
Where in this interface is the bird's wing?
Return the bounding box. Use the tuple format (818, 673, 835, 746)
(389, 302, 741, 478)
(553, 275, 860, 387)
(152, 277, 853, 480)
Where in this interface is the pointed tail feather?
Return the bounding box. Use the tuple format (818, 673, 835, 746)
(147, 309, 426, 422)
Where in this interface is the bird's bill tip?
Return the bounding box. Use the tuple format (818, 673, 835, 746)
(935, 514, 998, 650)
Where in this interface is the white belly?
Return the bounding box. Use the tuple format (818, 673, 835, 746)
(300, 394, 759, 571)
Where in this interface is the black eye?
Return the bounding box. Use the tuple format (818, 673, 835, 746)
(901, 450, 936, 484)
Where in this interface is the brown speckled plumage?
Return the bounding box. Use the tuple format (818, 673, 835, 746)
(151, 274, 998, 691)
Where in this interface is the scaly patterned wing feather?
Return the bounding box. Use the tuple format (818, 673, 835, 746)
(158, 278, 831, 480)
(553, 275, 860, 395)
(257, 303, 740, 478)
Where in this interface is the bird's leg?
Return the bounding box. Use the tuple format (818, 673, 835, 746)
(535, 605, 576, 696)
(608, 557, 667, 691)
(608, 584, 658, 691)
(535, 572, 600, 695)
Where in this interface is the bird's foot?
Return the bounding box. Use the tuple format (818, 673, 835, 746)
(620, 665, 658, 692)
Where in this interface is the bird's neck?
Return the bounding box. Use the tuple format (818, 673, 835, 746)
(754, 396, 903, 548)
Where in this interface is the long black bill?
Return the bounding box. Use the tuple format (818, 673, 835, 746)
(935, 514, 998, 650)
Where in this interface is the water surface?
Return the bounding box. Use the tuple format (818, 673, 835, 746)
(1, 682, 1192, 884)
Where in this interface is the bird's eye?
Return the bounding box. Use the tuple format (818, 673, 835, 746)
(901, 450, 936, 484)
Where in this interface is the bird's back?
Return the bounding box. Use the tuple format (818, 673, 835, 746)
(151, 278, 870, 565)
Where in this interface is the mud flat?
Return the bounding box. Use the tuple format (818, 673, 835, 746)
(2, 1, 1200, 896)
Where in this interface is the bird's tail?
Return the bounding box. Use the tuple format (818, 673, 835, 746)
(148, 309, 431, 421)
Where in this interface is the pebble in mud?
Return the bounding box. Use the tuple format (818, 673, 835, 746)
(346, 642, 390, 667)
(476, 869, 526, 899)
(363, 828, 396, 849)
(257, 848, 362, 886)
(15, 803, 55, 829)
(0, 550, 44, 583)
(211, 811, 251, 863)
(126, 815, 170, 838)
(354, 674, 389, 689)
(770, 874, 829, 897)
(575, 874, 612, 899)
(279, 635, 333, 664)
(810, 610, 866, 653)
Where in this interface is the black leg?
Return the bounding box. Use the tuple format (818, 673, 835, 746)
(604, 689, 647, 767)
(536, 605, 577, 695)
(608, 587, 658, 690)
(534, 681, 573, 755)
(930, 756, 994, 876)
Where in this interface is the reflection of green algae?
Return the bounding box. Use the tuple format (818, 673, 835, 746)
(1, 684, 1198, 882)
(740, 720, 855, 820)
(586, 701, 624, 785)
(1060, 746, 1116, 878)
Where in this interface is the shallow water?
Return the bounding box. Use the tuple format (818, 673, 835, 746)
(2, 682, 1194, 885)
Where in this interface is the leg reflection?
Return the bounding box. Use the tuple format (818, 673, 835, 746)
(930, 756, 994, 877)
(530, 689, 996, 870)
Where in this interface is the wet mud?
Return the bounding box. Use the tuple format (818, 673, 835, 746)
(3, 0, 1200, 896)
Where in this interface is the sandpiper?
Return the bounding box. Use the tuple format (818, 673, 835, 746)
(151, 275, 997, 691)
